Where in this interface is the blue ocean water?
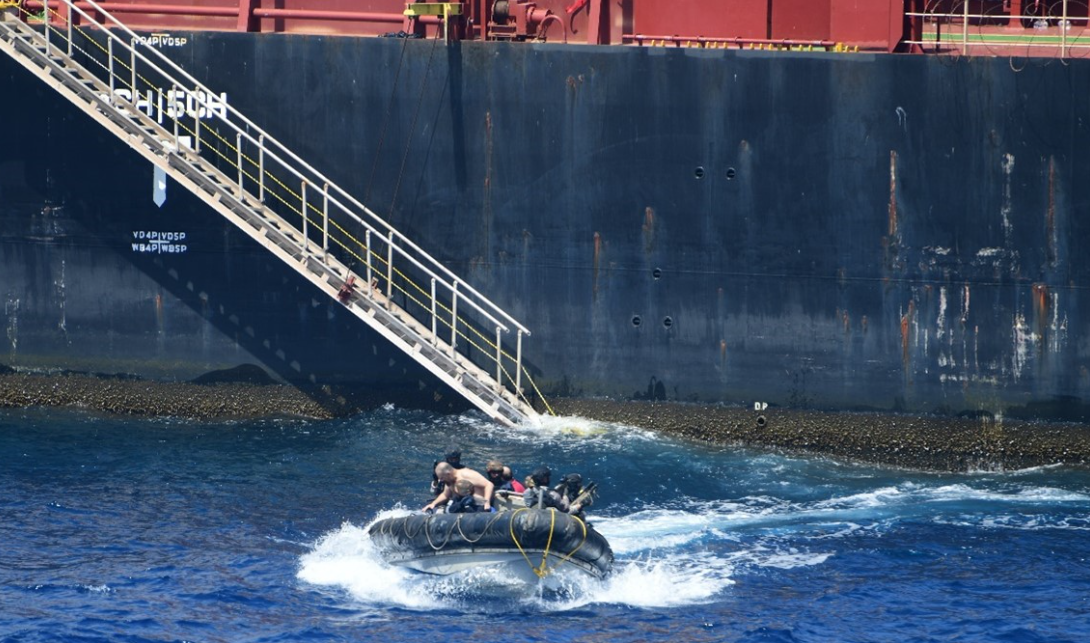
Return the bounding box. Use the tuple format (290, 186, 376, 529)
(1, 406, 1089, 643)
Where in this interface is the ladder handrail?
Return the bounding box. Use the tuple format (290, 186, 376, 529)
(49, 0, 530, 339)
(2, 1, 547, 422)
(318, 191, 515, 334)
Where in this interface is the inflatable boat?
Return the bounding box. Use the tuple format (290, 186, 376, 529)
(368, 507, 613, 580)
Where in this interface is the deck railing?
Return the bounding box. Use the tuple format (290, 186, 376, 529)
(905, 0, 1090, 57)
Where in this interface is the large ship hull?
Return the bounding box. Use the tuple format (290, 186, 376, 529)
(3, 31, 1089, 421)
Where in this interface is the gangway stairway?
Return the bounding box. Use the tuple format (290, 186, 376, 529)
(0, 1, 541, 426)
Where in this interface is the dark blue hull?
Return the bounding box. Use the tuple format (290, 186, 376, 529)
(3, 33, 1089, 421)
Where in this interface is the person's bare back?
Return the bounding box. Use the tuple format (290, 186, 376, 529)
(423, 462, 494, 512)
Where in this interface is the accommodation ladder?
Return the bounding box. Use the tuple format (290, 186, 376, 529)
(0, 0, 542, 426)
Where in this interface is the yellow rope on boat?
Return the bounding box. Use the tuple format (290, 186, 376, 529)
(508, 508, 589, 579)
(552, 514, 590, 568)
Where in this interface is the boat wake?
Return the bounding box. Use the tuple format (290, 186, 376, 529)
(297, 508, 743, 612)
(296, 444, 1090, 614)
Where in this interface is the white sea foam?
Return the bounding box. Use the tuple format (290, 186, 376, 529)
(810, 485, 908, 512)
(920, 483, 1090, 504)
(297, 508, 742, 611)
(934, 512, 1090, 531)
(771, 482, 1090, 519)
(585, 554, 735, 608)
(595, 507, 747, 554)
(534, 414, 662, 447)
(965, 462, 1066, 476)
(727, 545, 833, 570)
(595, 494, 889, 551)
(599, 479, 1090, 546)
(457, 412, 661, 451)
(296, 511, 442, 609)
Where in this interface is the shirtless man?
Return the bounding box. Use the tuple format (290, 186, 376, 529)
(423, 462, 494, 512)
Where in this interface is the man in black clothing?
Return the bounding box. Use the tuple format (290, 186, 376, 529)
(522, 466, 585, 516)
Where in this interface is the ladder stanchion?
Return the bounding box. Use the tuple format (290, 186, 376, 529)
(130, 38, 136, 99)
(258, 133, 265, 202)
(495, 326, 502, 393)
(386, 231, 394, 309)
(193, 87, 201, 153)
(171, 84, 179, 146)
(430, 278, 437, 344)
(236, 132, 243, 197)
(108, 38, 114, 94)
(450, 283, 458, 357)
(516, 330, 523, 395)
(43, 0, 49, 55)
(322, 183, 329, 255)
(365, 230, 373, 297)
(65, 0, 71, 57)
(301, 180, 308, 255)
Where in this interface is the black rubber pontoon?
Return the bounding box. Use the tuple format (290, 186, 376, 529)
(369, 508, 613, 579)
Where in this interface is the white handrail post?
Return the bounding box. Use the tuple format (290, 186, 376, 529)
(430, 278, 437, 343)
(495, 326, 503, 392)
(65, 0, 72, 56)
(1063, 0, 1069, 58)
(171, 84, 179, 146)
(962, 0, 967, 51)
(450, 283, 459, 357)
(516, 330, 523, 394)
(301, 180, 308, 255)
(43, 0, 49, 55)
(257, 134, 265, 202)
(108, 38, 115, 94)
(365, 230, 373, 297)
(386, 231, 394, 309)
(443, 3, 449, 43)
(322, 183, 329, 255)
(129, 40, 136, 99)
(193, 88, 201, 153)
(236, 132, 243, 197)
